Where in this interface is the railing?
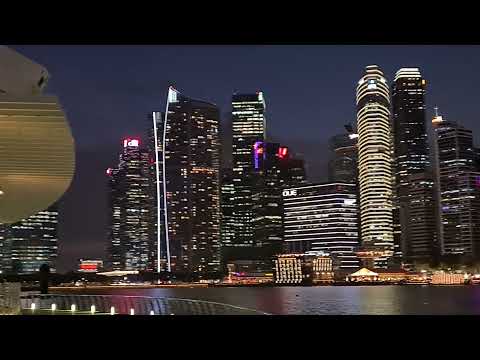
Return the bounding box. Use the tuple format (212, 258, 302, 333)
(20, 294, 269, 315)
(0, 283, 21, 315)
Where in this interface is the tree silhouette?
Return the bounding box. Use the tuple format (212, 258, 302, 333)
(39, 264, 50, 294)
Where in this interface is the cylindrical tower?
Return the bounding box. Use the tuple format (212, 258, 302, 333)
(356, 65, 394, 268)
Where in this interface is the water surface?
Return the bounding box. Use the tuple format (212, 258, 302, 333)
(55, 286, 480, 315)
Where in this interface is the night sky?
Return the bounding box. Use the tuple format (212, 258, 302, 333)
(11, 45, 480, 272)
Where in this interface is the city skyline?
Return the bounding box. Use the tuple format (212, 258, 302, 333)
(7, 45, 480, 272)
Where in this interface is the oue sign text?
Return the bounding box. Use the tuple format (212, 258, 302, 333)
(283, 189, 297, 197)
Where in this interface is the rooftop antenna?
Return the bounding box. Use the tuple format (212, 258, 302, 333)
(434, 106, 439, 117)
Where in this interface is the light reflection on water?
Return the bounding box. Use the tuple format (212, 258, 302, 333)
(56, 286, 480, 315)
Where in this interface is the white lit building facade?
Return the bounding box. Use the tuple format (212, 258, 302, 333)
(282, 183, 359, 269)
(356, 65, 394, 268)
(274, 252, 333, 285)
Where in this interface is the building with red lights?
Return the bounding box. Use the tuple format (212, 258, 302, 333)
(107, 137, 153, 271)
(78, 259, 104, 273)
(252, 142, 307, 260)
(225, 260, 274, 284)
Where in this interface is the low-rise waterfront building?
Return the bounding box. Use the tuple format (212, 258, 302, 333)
(347, 267, 425, 283)
(225, 260, 274, 284)
(431, 272, 467, 285)
(78, 259, 104, 273)
(274, 252, 333, 285)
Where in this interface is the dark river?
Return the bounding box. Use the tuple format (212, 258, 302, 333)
(54, 285, 480, 315)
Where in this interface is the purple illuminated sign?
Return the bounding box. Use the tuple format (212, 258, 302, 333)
(253, 141, 264, 170)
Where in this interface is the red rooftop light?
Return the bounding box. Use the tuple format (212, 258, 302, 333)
(278, 147, 288, 158)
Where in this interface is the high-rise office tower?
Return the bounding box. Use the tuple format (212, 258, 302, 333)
(220, 168, 236, 251)
(403, 172, 437, 260)
(107, 138, 153, 271)
(328, 124, 358, 183)
(151, 87, 221, 275)
(251, 142, 306, 259)
(0, 46, 75, 225)
(0, 203, 58, 274)
(356, 65, 394, 268)
(282, 183, 359, 270)
(391, 68, 434, 263)
(392, 68, 429, 185)
(285, 157, 308, 185)
(432, 113, 480, 261)
(228, 93, 266, 261)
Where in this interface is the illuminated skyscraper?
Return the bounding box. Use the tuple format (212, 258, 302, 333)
(252, 142, 306, 258)
(151, 87, 221, 275)
(220, 169, 235, 251)
(0, 203, 58, 274)
(356, 65, 394, 268)
(392, 68, 434, 263)
(227, 93, 266, 261)
(432, 112, 480, 261)
(392, 68, 429, 182)
(402, 172, 437, 261)
(107, 138, 153, 271)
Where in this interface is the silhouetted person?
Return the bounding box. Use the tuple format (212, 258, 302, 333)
(39, 264, 50, 294)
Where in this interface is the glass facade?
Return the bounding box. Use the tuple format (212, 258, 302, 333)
(227, 93, 266, 260)
(252, 142, 307, 259)
(107, 139, 153, 271)
(392, 68, 433, 263)
(433, 117, 480, 259)
(151, 87, 221, 275)
(282, 183, 359, 269)
(0, 203, 58, 274)
(402, 172, 437, 260)
(220, 169, 235, 250)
